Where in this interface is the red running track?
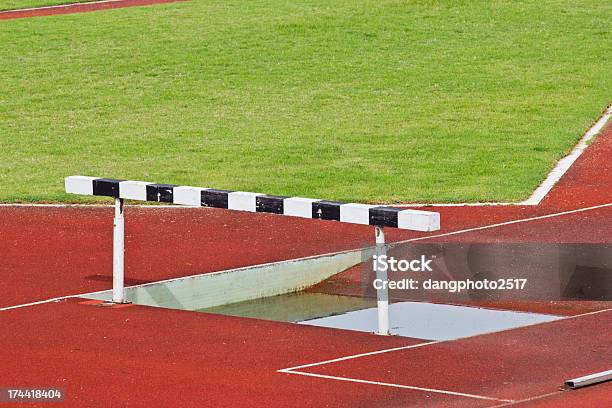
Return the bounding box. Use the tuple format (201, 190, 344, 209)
(296, 310, 612, 406)
(542, 120, 612, 209)
(1, 300, 609, 407)
(2, 203, 610, 308)
(0, 204, 556, 308)
(0, 0, 183, 20)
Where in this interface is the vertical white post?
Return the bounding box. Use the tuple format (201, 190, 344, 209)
(375, 226, 390, 335)
(112, 198, 125, 303)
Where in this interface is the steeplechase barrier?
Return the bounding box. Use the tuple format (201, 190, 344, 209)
(65, 175, 441, 335)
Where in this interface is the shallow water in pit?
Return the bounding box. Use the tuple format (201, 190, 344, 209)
(198, 291, 561, 340)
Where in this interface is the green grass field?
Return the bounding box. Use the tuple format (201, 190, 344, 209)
(0, 0, 610, 203)
(0, 0, 97, 11)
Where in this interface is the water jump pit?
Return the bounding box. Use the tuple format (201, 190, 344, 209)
(81, 244, 575, 341)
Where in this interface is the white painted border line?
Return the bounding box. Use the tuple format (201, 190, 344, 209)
(279, 341, 439, 372)
(486, 391, 564, 408)
(394, 202, 612, 244)
(385, 105, 612, 207)
(0, 288, 110, 311)
(279, 370, 514, 403)
(522, 105, 612, 205)
(0, 0, 124, 14)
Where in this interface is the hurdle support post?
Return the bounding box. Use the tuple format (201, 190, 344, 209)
(112, 197, 125, 303)
(374, 226, 390, 335)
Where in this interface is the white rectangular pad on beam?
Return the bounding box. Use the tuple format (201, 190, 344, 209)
(119, 181, 150, 201)
(283, 197, 319, 218)
(65, 176, 96, 195)
(340, 203, 375, 225)
(398, 209, 440, 232)
(228, 192, 259, 212)
(174, 186, 205, 206)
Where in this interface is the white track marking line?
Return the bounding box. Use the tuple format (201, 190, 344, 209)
(522, 105, 612, 205)
(487, 391, 564, 408)
(553, 307, 612, 320)
(393, 202, 612, 245)
(279, 341, 439, 372)
(387, 104, 612, 207)
(0, 0, 124, 14)
(279, 370, 515, 403)
(0, 288, 110, 311)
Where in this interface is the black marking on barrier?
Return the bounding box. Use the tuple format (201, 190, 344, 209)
(93, 178, 123, 198)
(369, 207, 401, 228)
(201, 189, 232, 209)
(256, 195, 288, 214)
(146, 184, 176, 203)
(312, 201, 344, 221)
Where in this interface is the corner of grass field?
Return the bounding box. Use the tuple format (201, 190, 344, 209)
(1, 1, 610, 204)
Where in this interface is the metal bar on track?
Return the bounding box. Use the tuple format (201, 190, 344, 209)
(564, 369, 612, 389)
(375, 226, 390, 335)
(112, 198, 125, 303)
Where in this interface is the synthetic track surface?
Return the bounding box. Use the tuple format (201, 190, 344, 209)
(0, 0, 182, 19)
(1, 301, 609, 407)
(1, 108, 611, 406)
(0, 204, 551, 308)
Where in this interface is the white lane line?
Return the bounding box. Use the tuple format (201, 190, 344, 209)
(0, 0, 123, 14)
(523, 105, 612, 205)
(278, 370, 515, 403)
(0, 289, 109, 311)
(279, 341, 439, 372)
(554, 307, 612, 320)
(486, 391, 564, 408)
(393, 202, 612, 245)
(387, 104, 612, 207)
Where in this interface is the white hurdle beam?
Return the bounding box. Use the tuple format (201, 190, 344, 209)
(64, 176, 441, 231)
